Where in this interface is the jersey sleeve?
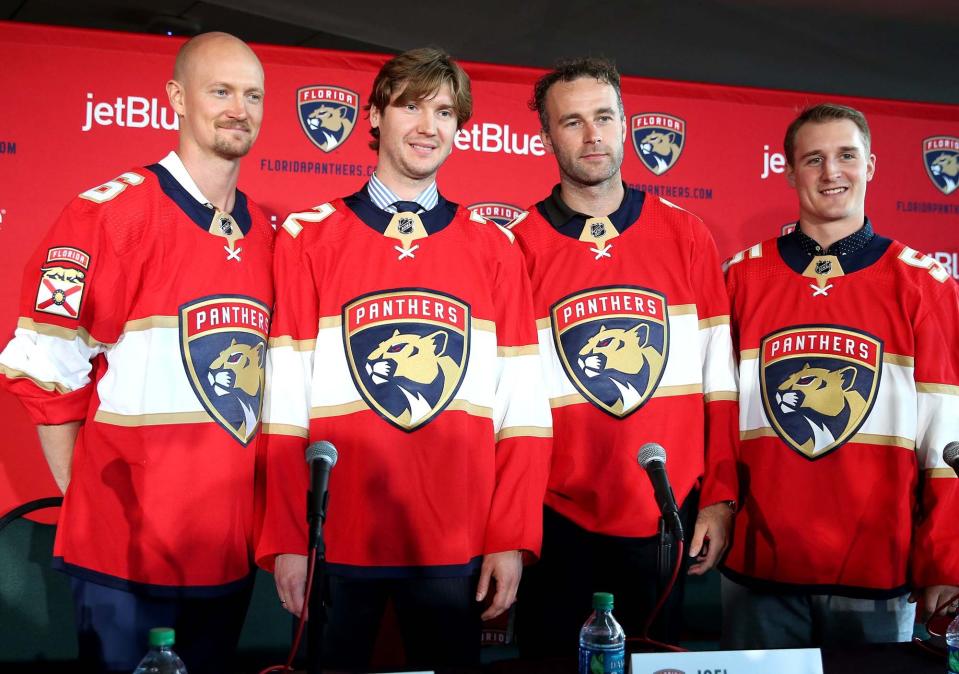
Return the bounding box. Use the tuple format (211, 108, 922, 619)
(0, 183, 138, 425)
(254, 214, 320, 572)
(692, 223, 739, 508)
(483, 226, 553, 559)
(910, 275, 959, 588)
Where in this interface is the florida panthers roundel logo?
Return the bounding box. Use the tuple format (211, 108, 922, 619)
(343, 289, 470, 432)
(760, 325, 883, 460)
(552, 286, 669, 418)
(179, 295, 270, 445)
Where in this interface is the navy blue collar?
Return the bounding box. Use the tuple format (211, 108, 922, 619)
(778, 218, 891, 275)
(793, 219, 875, 257)
(535, 183, 645, 240)
(145, 163, 252, 235)
(344, 184, 458, 235)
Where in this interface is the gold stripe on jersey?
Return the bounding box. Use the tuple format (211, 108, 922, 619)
(853, 433, 915, 449)
(884, 354, 914, 367)
(124, 316, 178, 332)
(705, 391, 738, 402)
(550, 393, 588, 408)
(741, 348, 760, 361)
(94, 410, 213, 426)
(319, 316, 342, 329)
(917, 382, 959, 396)
(447, 400, 494, 418)
(310, 401, 368, 418)
(0, 364, 72, 393)
(536, 317, 551, 330)
(740, 428, 778, 441)
(17, 317, 104, 348)
(496, 425, 553, 442)
(669, 304, 698, 316)
(497, 345, 539, 357)
(261, 423, 309, 438)
(926, 468, 959, 478)
(653, 383, 703, 398)
(741, 426, 915, 450)
(268, 335, 317, 351)
(699, 315, 730, 329)
(474, 318, 496, 333)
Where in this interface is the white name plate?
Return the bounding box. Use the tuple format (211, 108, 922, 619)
(630, 648, 823, 674)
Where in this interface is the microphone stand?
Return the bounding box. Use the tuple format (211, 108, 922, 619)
(656, 516, 675, 595)
(307, 491, 328, 674)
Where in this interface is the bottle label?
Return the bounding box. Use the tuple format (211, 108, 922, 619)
(578, 646, 625, 674)
(949, 642, 959, 674)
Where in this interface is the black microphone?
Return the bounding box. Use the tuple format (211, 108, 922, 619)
(638, 442, 683, 539)
(944, 442, 959, 478)
(306, 441, 338, 549)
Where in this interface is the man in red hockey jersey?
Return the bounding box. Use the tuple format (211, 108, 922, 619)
(511, 57, 738, 651)
(0, 33, 272, 673)
(722, 103, 959, 647)
(258, 48, 551, 670)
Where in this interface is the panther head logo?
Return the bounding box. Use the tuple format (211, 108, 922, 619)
(931, 153, 959, 194)
(577, 323, 665, 415)
(306, 104, 356, 151)
(207, 339, 264, 440)
(364, 329, 460, 427)
(775, 363, 867, 455)
(638, 130, 682, 175)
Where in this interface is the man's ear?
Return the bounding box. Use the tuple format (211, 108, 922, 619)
(166, 79, 186, 117)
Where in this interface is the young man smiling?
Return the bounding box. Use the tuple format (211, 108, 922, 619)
(722, 103, 959, 647)
(257, 48, 551, 670)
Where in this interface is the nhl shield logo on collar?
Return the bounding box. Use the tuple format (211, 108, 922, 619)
(631, 113, 685, 175)
(179, 296, 271, 445)
(297, 85, 360, 153)
(922, 136, 959, 195)
(551, 286, 669, 418)
(760, 325, 882, 460)
(343, 289, 471, 432)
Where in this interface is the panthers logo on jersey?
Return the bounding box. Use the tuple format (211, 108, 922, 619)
(343, 289, 470, 432)
(923, 136, 959, 196)
(760, 325, 882, 460)
(297, 85, 360, 153)
(631, 113, 685, 175)
(179, 296, 270, 445)
(552, 286, 669, 418)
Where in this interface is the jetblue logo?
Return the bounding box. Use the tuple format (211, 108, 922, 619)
(82, 93, 178, 132)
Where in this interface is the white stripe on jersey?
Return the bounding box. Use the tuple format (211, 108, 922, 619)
(0, 325, 104, 392)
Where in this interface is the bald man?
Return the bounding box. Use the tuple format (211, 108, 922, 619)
(0, 32, 273, 673)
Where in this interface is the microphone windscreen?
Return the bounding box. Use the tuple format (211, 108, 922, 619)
(943, 442, 959, 469)
(638, 442, 667, 468)
(306, 440, 338, 467)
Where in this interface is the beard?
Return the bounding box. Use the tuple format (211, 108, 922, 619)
(556, 144, 624, 187)
(213, 125, 254, 159)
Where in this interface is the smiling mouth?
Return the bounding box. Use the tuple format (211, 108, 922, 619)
(820, 186, 848, 195)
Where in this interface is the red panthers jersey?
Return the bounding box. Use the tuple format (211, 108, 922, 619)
(724, 227, 959, 595)
(0, 153, 274, 595)
(510, 187, 738, 537)
(255, 188, 552, 577)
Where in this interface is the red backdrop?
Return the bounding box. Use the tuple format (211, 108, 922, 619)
(1, 22, 957, 522)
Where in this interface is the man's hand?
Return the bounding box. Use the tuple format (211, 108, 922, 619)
(37, 421, 81, 494)
(274, 553, 309, 617)
(688, 501, 734, 576)
(908, 584, 959, 621)
(476, 550, 523, 621)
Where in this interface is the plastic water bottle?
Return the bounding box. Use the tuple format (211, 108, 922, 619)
(132, 627, 188, 674)
(947, 613, 959, 674)
(579, 592, 626, 674)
